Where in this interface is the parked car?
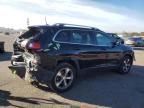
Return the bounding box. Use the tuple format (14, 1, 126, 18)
(125, 37, 144, 47)
(9, 23, 134, 92)
(107, 33, 124, 44)
(0, 41, 4, 53)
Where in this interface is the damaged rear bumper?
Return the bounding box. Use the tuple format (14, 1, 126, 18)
(9, 51, 55, 84)
(8, 65, 54, 84)
(8, 65, 26, 78)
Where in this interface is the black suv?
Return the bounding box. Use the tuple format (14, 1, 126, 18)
(9, 23, 134, 92)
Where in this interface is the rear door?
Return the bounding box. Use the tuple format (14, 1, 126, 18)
(54, 29, 102, 69)
(69, 30, 98, 69)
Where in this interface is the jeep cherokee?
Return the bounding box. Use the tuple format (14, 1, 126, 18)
(9, 23, 134, 92)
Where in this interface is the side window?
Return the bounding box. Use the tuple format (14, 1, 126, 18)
(55, 30, 94, 45)
(55, 30, 70, 42)
(70, 30, 93, 44)
(95, 32, 112, 46)
(70, 31, 82, 43)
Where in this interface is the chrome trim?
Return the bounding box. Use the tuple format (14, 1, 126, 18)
(12, 55, 22, 58)
(53, 23, 96, 29)
(52, 29, 112, 47)
(13, 61, 25, 66)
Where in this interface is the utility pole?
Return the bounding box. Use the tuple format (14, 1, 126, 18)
(27, 18, 29, 27)
(45, 16, 48, 25)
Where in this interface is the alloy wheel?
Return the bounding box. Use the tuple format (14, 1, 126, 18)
(122, 58, 132, 73)
(54, 68, 74, 90)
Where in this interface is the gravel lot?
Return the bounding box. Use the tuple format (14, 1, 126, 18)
(0, 34, 144, 108)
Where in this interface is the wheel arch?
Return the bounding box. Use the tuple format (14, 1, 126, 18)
(123, 52, 134, 64)
(56, 59, 80, 73)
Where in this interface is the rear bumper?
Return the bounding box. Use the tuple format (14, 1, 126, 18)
(10, 52, 55, 84)
(8, 65, 54, 84)
(8, 65, 26, 78)
(11, 54, 24, 65)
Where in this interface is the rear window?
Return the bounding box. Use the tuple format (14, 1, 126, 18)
(20, 27, 41, 39)
(20, 27, 54, 49)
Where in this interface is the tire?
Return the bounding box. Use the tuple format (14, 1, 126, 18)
(118, 56, 133, 74)
(49, 63, 76, 93)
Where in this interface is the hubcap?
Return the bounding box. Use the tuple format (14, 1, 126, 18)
(55, 68, 74, 89)
(123, 58, 131, 72)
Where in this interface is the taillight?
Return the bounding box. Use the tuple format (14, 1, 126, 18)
(28, 42, 41, 49)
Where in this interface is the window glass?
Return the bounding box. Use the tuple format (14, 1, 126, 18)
(32, 29, 53, 49)
(38, 30, 52, 48)
(20, 28, 41, 39)
(95, 32, 112, 46)
(71, 31, 83, 43)
(55, 30, 70, 42)
(55, 30, 94, 45)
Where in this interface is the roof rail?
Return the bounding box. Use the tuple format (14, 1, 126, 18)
(53, 23, 96, 29)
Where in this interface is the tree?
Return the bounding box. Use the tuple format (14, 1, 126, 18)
(130, 32, 140, 36)
(140, 32, 144, 36)
(121, 31, 129, 37)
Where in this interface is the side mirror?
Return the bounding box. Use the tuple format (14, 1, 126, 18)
(111, 40, 120, 47)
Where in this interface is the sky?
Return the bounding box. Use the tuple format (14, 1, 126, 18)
(0, 0, 144, 32)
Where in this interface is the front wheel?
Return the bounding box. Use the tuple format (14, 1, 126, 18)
(118, 56, 133, 74)
(49, 63, 76, 92)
